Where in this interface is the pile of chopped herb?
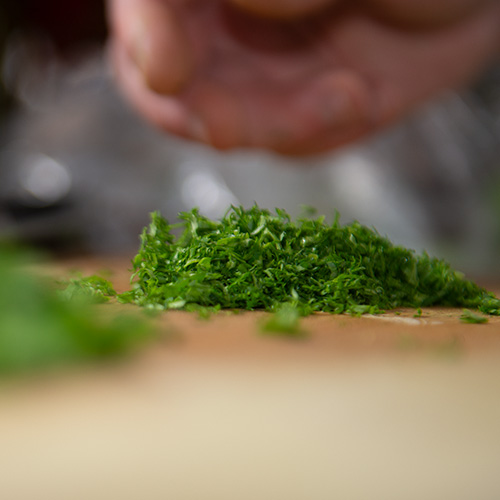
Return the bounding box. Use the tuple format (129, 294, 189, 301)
(119, 206, 500, 317)
(0, 248, 152, 376)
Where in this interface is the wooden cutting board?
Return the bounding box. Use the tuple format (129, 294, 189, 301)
(1, 255, 498, 500)
(41, 255, 500, 360)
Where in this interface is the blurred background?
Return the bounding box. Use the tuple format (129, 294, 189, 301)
(0, 0, 500, 276)
(1, 8, 500, 499)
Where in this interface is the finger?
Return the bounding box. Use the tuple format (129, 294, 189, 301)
(107, 0, 194, 95)
(362, 0, 496, 28)
(226, 0, 338, 20)
(182, 74, 371, 153)
(109, 39, 196, 139)
(187, 71, 372, 153)
(184, 82, 245, 150)
(270, 123, 370, 156)
(331, 2, 500, 126)
(240, 71, 373, 153)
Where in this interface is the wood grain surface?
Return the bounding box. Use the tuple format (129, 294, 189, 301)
(41, 255, 500, 360)
(2, 256, 499, 500)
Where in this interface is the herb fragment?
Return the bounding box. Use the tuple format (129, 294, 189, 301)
(121, 206, 500, 320)
(460, 309, 488, 324)
(59, 275, 117, 303)
(261, 303, 305, 337)
(185, 303, 221, 320)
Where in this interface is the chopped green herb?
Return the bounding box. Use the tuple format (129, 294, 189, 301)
(0, 248, 153, 376)
(184, 303, 221, 320)
(460, 309, 488, 324)
(59, 275, 117, 303)
(261, 303, 305, 337)
(120, 206, 500, 318)
(413, 308, 423, 318)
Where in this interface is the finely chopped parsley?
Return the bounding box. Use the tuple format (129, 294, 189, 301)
(118, 206, 500, 317)
(0, 248, 152, 375)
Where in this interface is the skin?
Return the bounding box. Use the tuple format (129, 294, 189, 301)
(108, 0, 500, 155)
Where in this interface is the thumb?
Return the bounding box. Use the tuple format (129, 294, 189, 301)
(226, 0, 337, 19)
(108, 0, 194, 95)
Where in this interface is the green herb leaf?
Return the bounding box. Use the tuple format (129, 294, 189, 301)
(59, 275, 117, 303)
(261, 303, 305, 337)
(0, 248, 153, 376)
(460, 309, 488, 324)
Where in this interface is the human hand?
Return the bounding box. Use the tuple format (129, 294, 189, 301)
(108, 0, 500, 154)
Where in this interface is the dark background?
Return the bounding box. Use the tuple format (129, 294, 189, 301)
(0, 0, 106, 111)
